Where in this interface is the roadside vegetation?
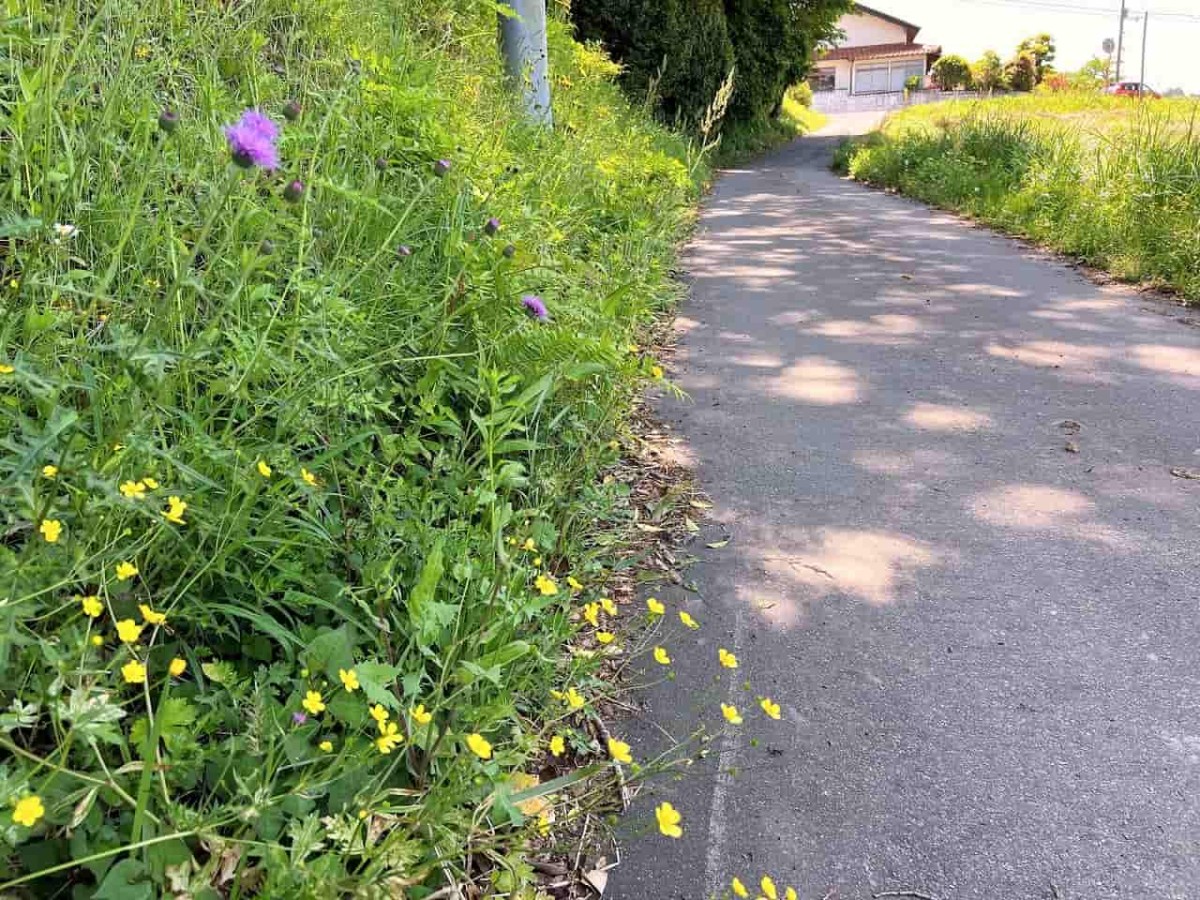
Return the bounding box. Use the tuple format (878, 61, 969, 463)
(836, 93, 1200, 301)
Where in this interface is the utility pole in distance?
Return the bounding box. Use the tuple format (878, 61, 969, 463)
(498, 0, 553, 127)
(1139, 11, 1149, 89)
(1114, 0, 1127, 81)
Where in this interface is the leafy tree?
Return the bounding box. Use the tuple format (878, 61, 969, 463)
(930, 54, 972, 91)
(1069, 57, 1110, 91)
(1004, 52, 1037, 92)
(971, 50, 1006, 92)
(1016, 33, 1056, 83)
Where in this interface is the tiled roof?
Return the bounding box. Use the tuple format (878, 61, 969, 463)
(819, 42, 941, 62)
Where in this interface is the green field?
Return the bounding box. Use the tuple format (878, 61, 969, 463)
(837, 92, 1200, 301)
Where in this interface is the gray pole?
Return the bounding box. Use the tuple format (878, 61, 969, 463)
(498, 0, 553, 127)
(1139, 11, 1149, 89)
(1115, 0, 1127, 81)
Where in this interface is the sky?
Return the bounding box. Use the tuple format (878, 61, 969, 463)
(866, 0, 1200, 93)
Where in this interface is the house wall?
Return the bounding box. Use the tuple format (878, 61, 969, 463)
(840, 13, 909, 47)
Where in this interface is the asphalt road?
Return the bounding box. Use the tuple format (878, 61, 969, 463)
(608, 114, 1200, 900)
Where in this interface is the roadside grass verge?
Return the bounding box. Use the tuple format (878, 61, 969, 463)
(715, 87, 827, 166)
(0, 0, 705, 895)
(835, 93, 1200, 301)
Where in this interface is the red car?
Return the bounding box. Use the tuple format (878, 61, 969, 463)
(1106, 81, 1160, 98)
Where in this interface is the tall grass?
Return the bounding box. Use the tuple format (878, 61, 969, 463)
(0, 0, 702, 895)
(837, 93, 1200, 300)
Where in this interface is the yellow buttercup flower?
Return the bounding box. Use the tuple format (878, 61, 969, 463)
(760, 697, 781, 720)
(650, 364, 664, 379)
(301, 467, 319, 487)
(119, 480, 147, 500)
(121, 659, 147, 684)
(115, 561, 138, 581)
(319, 740, 333, 752)
(369, 704, 389, 724)
(138, 603, 166, 625)
(655, 801, 683, 838)
(732, 877, 749, 898)
(600, 597, 617, 616)
(564, 687, 585, 710)
(646, 597, 665, 616)
(338, 668, 360, 692)
(607, 737, 632, 764)
(257, 460, 272, 477)
(549, 734, 565, 756)
(522, 537, 536, 552)
(679, 610, 699, 629)
(302, 690, 325, 715)
(761, 876, 778, 900)
(168, 657, 187, 676)
(534, 574, 558, 596)
(583, 602, 600, 627)
(0, 363, 14, 375)
(142, 477, 159, 490)
(116, 619, 143, 644)
(161, 495, 187, 525)
(653, 646, 671, 665)
(411, 703, 433, 725)
(721, 703, 743, 725)
(376, 721, 403, 754)
(596, 631, 616, 645)
(12, 795, 45, 828)
(42, 464, 58, 479)
(467, 732, 492, 759)
(785, 888, 798, 900)
(80, 595, 103, 618)
(533, 556, 542, 566)
(718, 647, 739, 669)
(39, 519, 62, 543)
(567, 576, 583, 592)
(90, 634, 104, 646)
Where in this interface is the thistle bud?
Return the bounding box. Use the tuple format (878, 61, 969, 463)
(158, 109, 179, 134)
(483, 217, 500, 237)
(282, 180, 304, 203)
(433, 159, 451, 177)
(283, 100, 302, 121)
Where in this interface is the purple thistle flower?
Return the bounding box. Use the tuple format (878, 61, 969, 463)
(483, 217, 501, 237)
(522, 294, 549, 322)
(224, 110, 280, 171)
(433, 159, 452, 177)
(292, 711, 308, 725)
(396, 244, 413, 258)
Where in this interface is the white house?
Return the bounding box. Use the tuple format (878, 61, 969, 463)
(809, 4, 941, 97)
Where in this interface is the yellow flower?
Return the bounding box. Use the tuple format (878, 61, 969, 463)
(607, 737, 632, 764)
(369, 704, 389, 724)
(653, 646, 671, 665)
(121, 659, 147, 684)
(357, 809, 369, 820)
(650, 364, 664, 379)
(564, 687, 585, 710)
(338, 668, 360, 692)
(583, 602, 600, 627)
(168, 657, 187, 677)
(721, 703, 743, 725)
(119, 480, 146, 500)
(718, 647, 739, 669)
(679, 610, 699, 629)
(42, 465, 58, 479)
(0, 363, 13, 375)
(90, 634, 103, 646)
(596, 631, 616, 645)
(142, 477, 159, 490)
(785, 888, 798, 900)
(522, 537, 536, 551)
(506, 536, 517, 546)
(39, 519, 62, 543)
(115, 561, 138, 581)
(257, 460, 272, 477)
(549, 734, 565, 756)
(376, 721, 403, 754)
(655, 801, 683, 838)
(759, 697, 781, 720)
(302, 690, 326, 715)
(139, 603, 166, 625)
(600, 597, 617, 616)
(301, 467, 319, 487)
(12, 796, 44, 828)
(567, 576, 583, 592)
(411, 704, 433, 725)
(533, 556, 542, 566)
(161, 495, 187, 525)
(608, 439, 619, 450)
(761, 876, 778, 900)
(534, 574, 558, 596)
(80, 595, 103, 618)
(732, 878, 749, 898)
(319, 739, 334, 752)
(116, 619, 143, 644)
(628, 343, 640, 353)
(466, 732, 493, 759)
(646, 597, 665, 616)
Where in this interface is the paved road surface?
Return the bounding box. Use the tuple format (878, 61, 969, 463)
(609, 114, 1200, 899)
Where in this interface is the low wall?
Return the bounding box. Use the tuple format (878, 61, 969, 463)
(812, 89, 985, 113)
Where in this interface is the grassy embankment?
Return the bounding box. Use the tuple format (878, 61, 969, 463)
(836, 92, 1200, 301)
(717, 85, 828, 164)
(0, 0, 709, 895)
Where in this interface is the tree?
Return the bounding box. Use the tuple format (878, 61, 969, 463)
(971, 50, 1006, 92)
(1069, 57, 1110, 92)
(1016, 33, 1056, 83)
(1004, 52, 1037, 92)
(930, 54, 972, 91)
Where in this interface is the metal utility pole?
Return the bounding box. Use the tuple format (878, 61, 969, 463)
(1139, 11, 1149, 89)
(1115, 0, 1127, 81)
(498, 0, 553, 127)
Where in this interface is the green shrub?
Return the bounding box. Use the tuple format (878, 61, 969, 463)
(931, 55, 972, 91)
(0, 0, 701, 895)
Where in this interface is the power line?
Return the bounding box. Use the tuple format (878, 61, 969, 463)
(954, 0, 1200, 22)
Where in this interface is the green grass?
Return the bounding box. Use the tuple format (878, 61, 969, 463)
(0, 0, 705, 895)
(714, 87, 827, 166)
(836, 92, 1200, 300)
